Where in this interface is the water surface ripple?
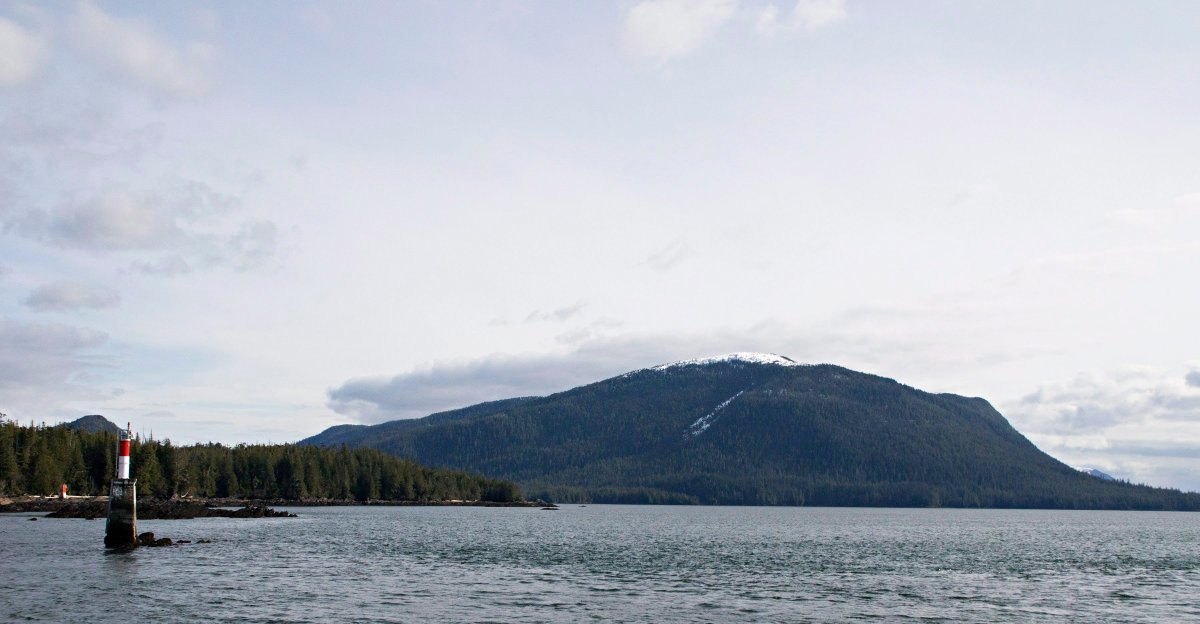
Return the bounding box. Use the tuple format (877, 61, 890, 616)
(2, 506, 1197, 622)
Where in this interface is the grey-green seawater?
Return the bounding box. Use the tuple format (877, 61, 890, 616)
(2, 506, 1197, 622)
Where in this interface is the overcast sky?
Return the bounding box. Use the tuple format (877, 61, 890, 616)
(2, 1, 1198, 491)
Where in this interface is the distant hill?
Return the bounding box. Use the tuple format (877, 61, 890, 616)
(1080, 468, 1119, 482)
(60, 415, 122, 435)
(303, 353, 1200, 510)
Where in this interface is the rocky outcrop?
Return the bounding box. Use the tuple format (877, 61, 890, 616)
(39, 499, 297, 519)
(137, 532, 173, 547)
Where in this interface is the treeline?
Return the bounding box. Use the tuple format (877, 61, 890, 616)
(0, 417, 522, 502)
(530, 476, 1200, 510)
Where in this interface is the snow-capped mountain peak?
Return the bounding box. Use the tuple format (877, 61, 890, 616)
(650, 352, 802, 371)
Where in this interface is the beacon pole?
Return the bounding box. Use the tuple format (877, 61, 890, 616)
(104, 423, 138, 549)
(116, 428, 132, 479)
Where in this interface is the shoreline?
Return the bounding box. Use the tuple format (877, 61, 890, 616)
(0, 495, 550, 517)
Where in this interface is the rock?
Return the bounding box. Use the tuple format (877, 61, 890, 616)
(225, 505, 296, 518)
(176, 540, 191, 544)
(46, 502, 104, 519)
(134, 532, 173, 547)
(196, 539, 212, 544)
(28, 517, 36, 521)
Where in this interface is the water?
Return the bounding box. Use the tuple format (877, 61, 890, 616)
(2, 506, 1197, 622)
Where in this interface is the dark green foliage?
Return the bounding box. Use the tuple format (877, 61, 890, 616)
(0, 418, 522, 503)
(304, 361, 1200, 510)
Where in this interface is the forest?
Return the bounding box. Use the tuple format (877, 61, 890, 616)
(0, 415, 522, 503)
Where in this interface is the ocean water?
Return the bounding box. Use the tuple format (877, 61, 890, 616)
(1, 505, 1197, 623)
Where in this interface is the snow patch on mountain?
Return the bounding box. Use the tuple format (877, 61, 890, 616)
(687, 390, 745, 437)
(1076, 467, 1118, 482)
(652, 352, 802, 372)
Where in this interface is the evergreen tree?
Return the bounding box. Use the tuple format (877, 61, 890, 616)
(28, 437, 62, 495)
(0, 424, 18, 494)
(216, 451, 239, 497)
(136, 442, 164, 498)
(1, 418, 525, 503)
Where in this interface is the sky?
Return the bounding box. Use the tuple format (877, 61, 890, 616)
(1, 0, 1198, 491)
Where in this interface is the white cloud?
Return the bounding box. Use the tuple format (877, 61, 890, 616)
(68, 1, 214, 97)
(224, 221, 279, 272)
(1011, 367, 1200, 433)
(620, 0, 848, 62)
(621, 0, 738, 63)
(757, 0, 846, 34)
(0, 318, 112, 419)
(8, 184, 278, 275)
(19, 189, 182, 251)
(0, 15, 47, 86)
(644, 239, 692, 270)
(525, 301, 588, 323)
(0, 318, 107, 387)
(129, 254, 192, 277)
(25, 281, 121, 312)
(1003, 366, 1200, 491)
(1175, 192, 1200, 206)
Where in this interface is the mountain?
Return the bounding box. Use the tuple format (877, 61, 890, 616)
(303, 353, 1200, 510)
(1079, 468, 1118, 482)
(60, 415, 122, 435)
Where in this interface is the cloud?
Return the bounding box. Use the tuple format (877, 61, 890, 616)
(8, 184, 277, 274)
(644, 239, 691, 270)
(0, 318, 113, 419)
(1011, 367, 1200, 433)
(68, 1, 214, 97)
(1004, 365, 1200, 492)
(129, 254, 192, 277)
(0, 318, 107, 388)
(224, 220, 278, 272)
(618, 0, 849, 62)
(0, 15, 47, 86)
(525, 301, 587, 323)
(1175, 192, 1200, 207)
(621, 0, 738, 63)
(757, 0, 847, 35)
(16, 189, 183, 251)
(25, 281, 120, 312)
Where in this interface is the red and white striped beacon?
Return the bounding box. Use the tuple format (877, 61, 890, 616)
(117, 422, 132, 479)
(105, 421, 138, 548)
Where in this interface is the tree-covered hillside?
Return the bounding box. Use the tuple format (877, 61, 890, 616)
(0, 415, 521, 502)
(303, 355, 1200, 510)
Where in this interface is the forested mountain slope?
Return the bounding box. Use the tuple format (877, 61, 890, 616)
(304, 354, 1200, 509)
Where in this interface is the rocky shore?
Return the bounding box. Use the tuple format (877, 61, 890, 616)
(0, 497, 295, 519)
(201, 497, 551, 508)
(0, 496, 551, 519)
